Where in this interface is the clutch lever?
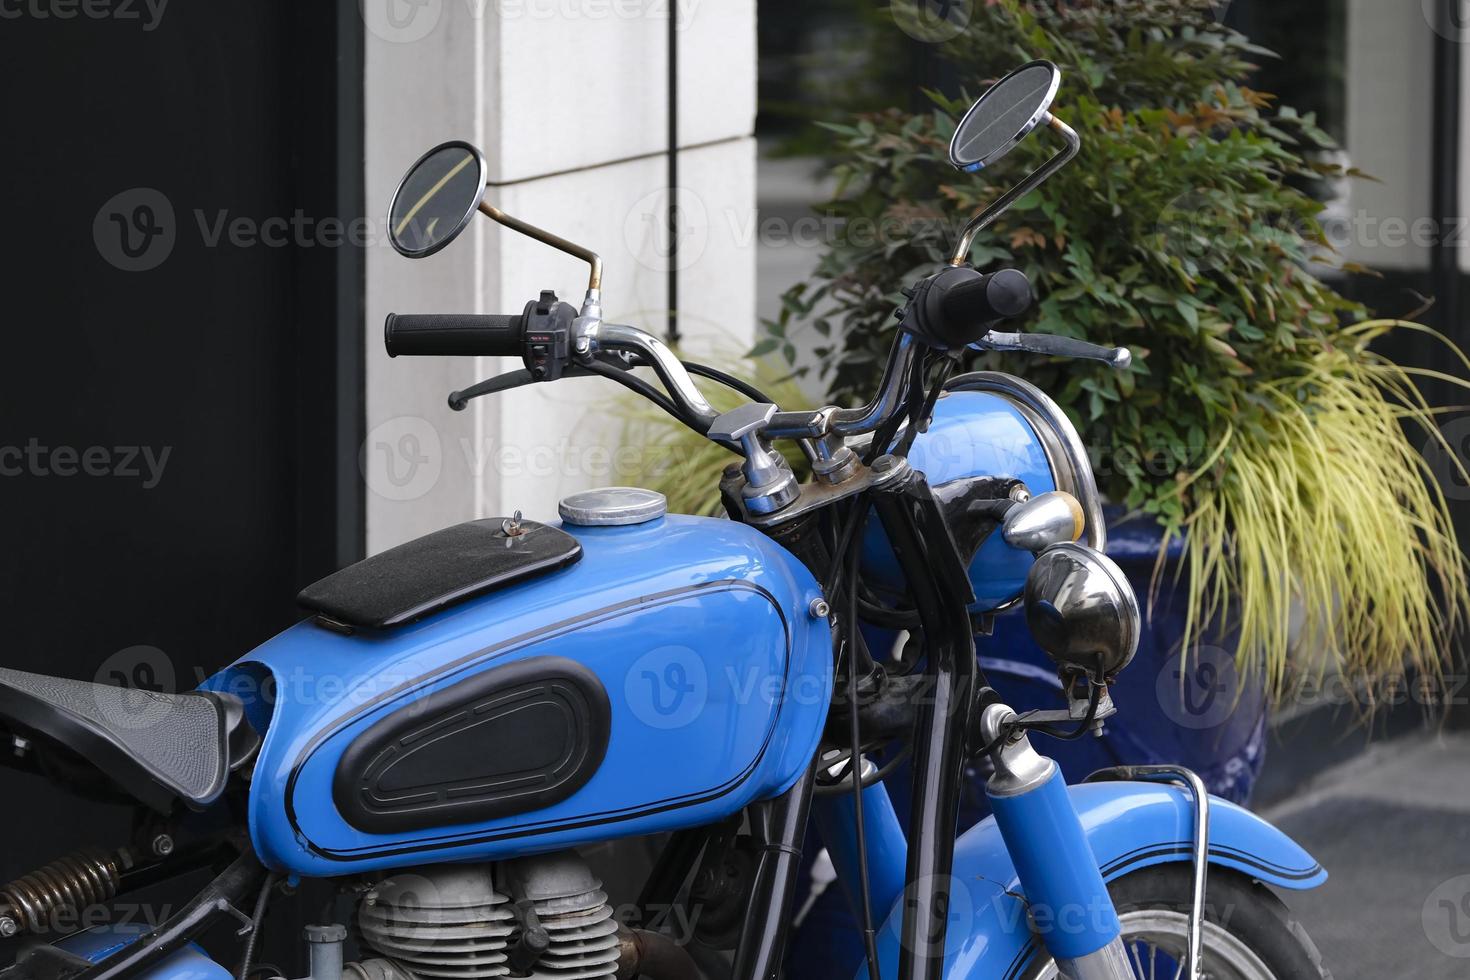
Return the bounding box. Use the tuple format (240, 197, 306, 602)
(449, 370, 541, 410)
(448, 350, 636, 410)
(974, 330, 1132, 370)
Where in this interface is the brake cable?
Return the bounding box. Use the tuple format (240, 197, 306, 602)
(840, 504, 883, 980)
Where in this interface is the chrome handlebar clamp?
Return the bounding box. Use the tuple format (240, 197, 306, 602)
(708, 403, 801, 515)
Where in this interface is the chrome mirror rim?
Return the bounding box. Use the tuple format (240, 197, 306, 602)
(387, 139, 488, 259)
(948, 60, 1061, 172)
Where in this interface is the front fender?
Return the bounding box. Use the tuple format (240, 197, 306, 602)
(864, 781, 1325, 980)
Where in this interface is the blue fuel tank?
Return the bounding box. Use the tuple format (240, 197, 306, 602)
(203, 514, 832, 877)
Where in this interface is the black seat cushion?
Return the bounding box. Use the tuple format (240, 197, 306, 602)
(0, 668, 254, 812)
(297, 519, 582, 630)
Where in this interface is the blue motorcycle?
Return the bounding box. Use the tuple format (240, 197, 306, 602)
(0, 62, 1327, 980)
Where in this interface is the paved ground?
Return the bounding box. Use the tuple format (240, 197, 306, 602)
(1260, 732, 1470, 979)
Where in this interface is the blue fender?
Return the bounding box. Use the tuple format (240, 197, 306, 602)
(56, 922, 231, 980)
(862, 781, 1326, 980)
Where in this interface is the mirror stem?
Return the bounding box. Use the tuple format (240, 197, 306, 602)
(948, 114, 1081, 267)
(478, 198, 604, 291)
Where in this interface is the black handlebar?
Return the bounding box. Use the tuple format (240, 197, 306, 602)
(384, 312, 526, 357)
(938, 269, 1032, 335)
(901, 266, 1033, 349)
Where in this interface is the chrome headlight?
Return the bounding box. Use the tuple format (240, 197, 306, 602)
(948, 372, 1105, 551)
(1023, 542, 1139, 683)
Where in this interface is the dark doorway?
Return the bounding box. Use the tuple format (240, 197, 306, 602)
(0, 0, 364, 890)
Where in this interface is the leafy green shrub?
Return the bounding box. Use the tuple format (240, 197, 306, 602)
(760, 0, 1467, 698)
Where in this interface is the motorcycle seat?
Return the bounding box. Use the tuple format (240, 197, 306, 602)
(0, 667, 259, 813)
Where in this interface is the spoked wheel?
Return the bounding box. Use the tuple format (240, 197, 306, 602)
(1024, 865, 1331, 980)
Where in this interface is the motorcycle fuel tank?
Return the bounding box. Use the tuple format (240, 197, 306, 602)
(203, 512, 832, 877)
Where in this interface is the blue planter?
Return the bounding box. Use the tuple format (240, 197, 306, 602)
(786, 508, 1268, 978)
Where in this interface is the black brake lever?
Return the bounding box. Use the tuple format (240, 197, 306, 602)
(449, 371, 538, 410)
(448, 366, 580, 410)
(974, 330, 1132, 370)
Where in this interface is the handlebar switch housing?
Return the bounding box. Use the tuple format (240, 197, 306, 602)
(522, 291, 577, 381)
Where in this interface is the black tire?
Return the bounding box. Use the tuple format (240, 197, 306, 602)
(1022, 864, 1331, 979)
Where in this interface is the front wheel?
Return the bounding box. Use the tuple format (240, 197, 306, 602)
(1023, 865, 1331, 980)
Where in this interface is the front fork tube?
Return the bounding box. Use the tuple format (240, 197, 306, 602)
(812, 766, 909, 925)
(981, 706, 1131, 980)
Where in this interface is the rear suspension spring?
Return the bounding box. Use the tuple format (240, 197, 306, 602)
(0, 847, 123, 936)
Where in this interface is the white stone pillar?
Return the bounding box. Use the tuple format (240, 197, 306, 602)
(363, 0, 757, 552)
(1341, 0, 1435, 272)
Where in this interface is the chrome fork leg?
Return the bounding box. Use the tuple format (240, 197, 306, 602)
(1087, 764, 1211, 980)
(1057, 937, 1136, 980)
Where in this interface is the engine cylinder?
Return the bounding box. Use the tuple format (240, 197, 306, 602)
(357, 854, 620, 980)
(358, 866, 516, 978)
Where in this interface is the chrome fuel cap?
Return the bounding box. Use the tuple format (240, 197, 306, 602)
(558, 487, 668, 526)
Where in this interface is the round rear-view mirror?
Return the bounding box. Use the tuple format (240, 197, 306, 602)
(388, 141, 487, 258)
(949, 61, 1062, 172)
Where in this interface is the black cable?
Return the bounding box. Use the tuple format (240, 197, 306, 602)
(822, 493, 875, 603)
(843, 517, 883, 980)
(235, 872, 279, 980)
(1015, 684, 1104, 741)
(856, 580, 922, 631)
(583, 359, 683, 418)
(975, 685, 1106, 760)
(680, 359, 778, 405)
(864, 349, 930, 464)
(813, 742, 913, 796)
(582, 360, 743, 454)
(894, 356, 954, 458)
